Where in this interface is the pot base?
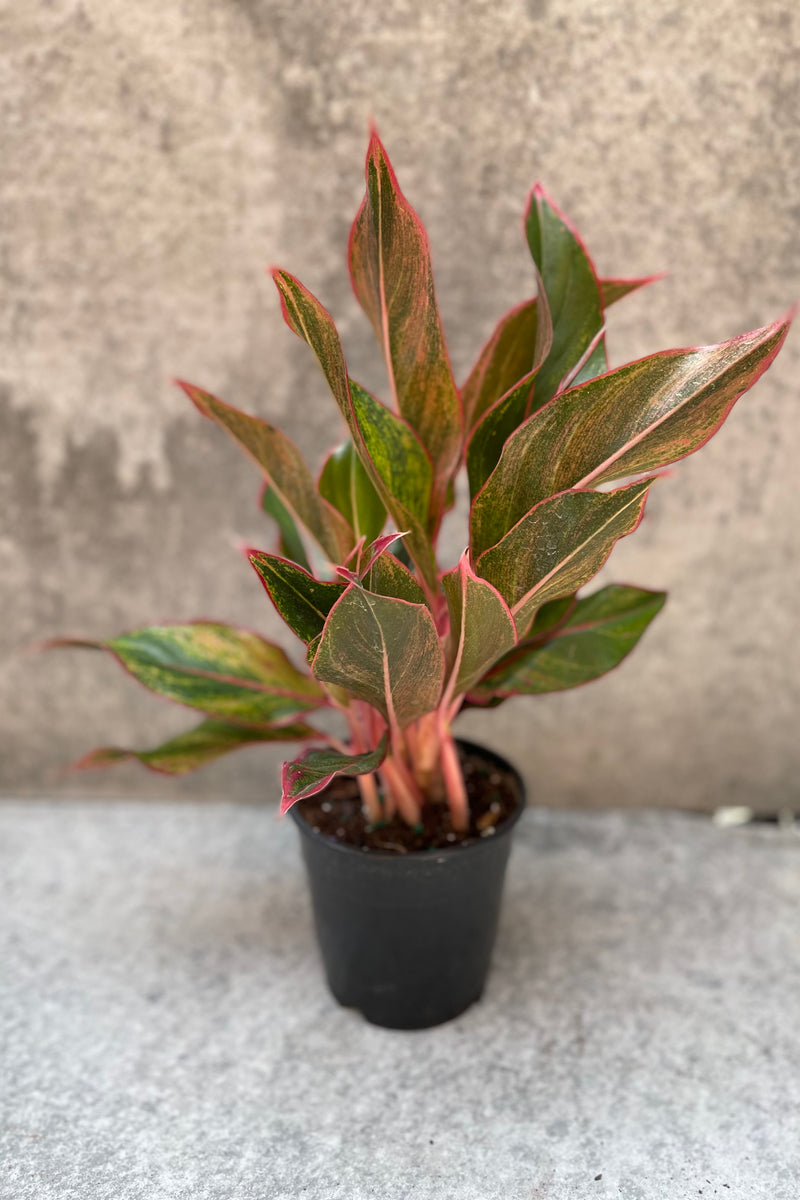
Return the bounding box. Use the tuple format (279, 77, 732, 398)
(291, 741, 525, 1030)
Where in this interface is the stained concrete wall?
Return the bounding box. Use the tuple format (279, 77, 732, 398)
(2, 0, 799, 809)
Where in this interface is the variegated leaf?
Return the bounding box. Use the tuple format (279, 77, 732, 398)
(281, 733, 389, 811)
(363, 551, 427, 605)
(318, 439, 386, 546)
(348, 131, 462, 511)
(471, 318, 790, 555)
(475, 480, 653, 634)
(461, 298, 540, 433)
(249, 552, 345, 644)
(51, 624, 325, 727)
(466, 271, 553, 497)
(600, 275, 664, 308)
(261, 485, 311, 572)
(180, 382, 351, 563)
(272, 269, 437, 589)
(311, 585, 444, 729)
(470, 585, 666, 698)
(75, 719, 315, 776)
(440, 555, 516, 699)
(462, 273, 658, 438)
(525, 185, 606, 406)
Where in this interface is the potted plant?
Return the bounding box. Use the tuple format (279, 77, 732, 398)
(52, 132, 790, 1029)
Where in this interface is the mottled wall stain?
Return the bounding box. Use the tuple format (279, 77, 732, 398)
(2, 0, 799, 808)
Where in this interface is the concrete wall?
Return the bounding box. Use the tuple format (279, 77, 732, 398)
(2, 0, 799, 809)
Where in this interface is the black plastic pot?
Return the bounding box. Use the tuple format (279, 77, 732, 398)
(289, 740, 525, 1030)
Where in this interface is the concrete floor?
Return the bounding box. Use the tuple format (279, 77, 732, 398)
(1, 802, 798, 1199)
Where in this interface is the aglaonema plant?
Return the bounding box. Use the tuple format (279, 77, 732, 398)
(56, 131, 791, 834)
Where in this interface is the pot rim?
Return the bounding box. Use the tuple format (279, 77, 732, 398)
(288, 738, 526, 860)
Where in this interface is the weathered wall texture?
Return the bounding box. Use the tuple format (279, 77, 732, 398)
(2, 0, 799, 808)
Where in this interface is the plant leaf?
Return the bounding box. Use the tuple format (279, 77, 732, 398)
(470, 585, 666, 698)
(249, 552, 345, 644)
(261, 485, 312, 572)
(318, 440, 386, 546)
(600, 275, 664, 308)
(179, 382, 351, 563)
(440, 555, 517, 699)
(51, 624, 325, 727)
(475, 480, 653, 634)
(348, 131, 462, 512)
(466, 272, 553, 497)
(525, 185, 606, 406)
(471, 317, 791, 554)
(461, 298, 540, 433)
(358, 531, 408, 578)
(363, 551, 427, 605)
(461, 271, 658, 436)
(75, 719, 315, 776)
(311, 585, 444, 729)
(272, 269, 437, 590)
(281, 733, 389, 811)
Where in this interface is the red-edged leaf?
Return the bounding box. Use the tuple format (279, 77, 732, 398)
(461, 298, 539, 433)
(180, 382, 351, 563)
(461, 271, 659, 436)
(475, 480, 653, 634)
(363, 550, 427, 605)
(75, 719, 316, 776)
(525, 185, 607, 404)
(358, 531, 408, 578)
(318, 439, 386, 546)
(49, 624, 325, 728)
(310, 584, 444, 729)
(466, 266, 553, 497)
(281, 733, 389, 812)
(348, 131, 462, 514)
(248, 552, 345, 644)
(440, 555, 517, 701)
(261, 485, 312, 572)
(272, 269, 437, 590)
(600, 274, 665, 308)
(470, 585, 666, 699)
(471, 317, 791, 555)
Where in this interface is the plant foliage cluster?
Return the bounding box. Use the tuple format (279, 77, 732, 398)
(58, 133, 790, 829)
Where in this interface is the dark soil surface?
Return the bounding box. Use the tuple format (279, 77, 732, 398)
(294, 746, 522, 853)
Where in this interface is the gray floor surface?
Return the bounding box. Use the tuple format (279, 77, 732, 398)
(1, 802, 798, 1200)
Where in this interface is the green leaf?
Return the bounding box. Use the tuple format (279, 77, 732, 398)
(461, 298, 540, 433)
(53, 624, 325, 727)
(318, 440, 386, 546)
(440, 555, 516, 700)
(281, 733, 389, 811)
(261, 486, 311, 572)
(525, 186, 606, 406)
(471, 585, 666, 698)
(348, 132, 463, 513)
(471, 318, 791, 555)
(462, 271, 658, 437)
(475, 480, 652, 634)
(179, 382, 351, 563)
(600, 275, 663, 308)
(466, 268, 553, 498)
(363, 551, 427, 605)
(75, 719, 315, 776)
(249, 552, 345, 644)
(272, 269, 437, 590)
(311, 585, 444, 729)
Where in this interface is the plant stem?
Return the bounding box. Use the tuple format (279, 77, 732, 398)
(438, 711, 469, 831)
(357, 771, 383, 824)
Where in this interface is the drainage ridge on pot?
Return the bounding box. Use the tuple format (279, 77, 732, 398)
(289, 740, 526, 1030)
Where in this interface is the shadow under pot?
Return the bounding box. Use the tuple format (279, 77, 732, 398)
(289, 739, 526, 1030)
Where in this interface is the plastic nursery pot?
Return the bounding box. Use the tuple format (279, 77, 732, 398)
(289, 739, 526, 1030)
